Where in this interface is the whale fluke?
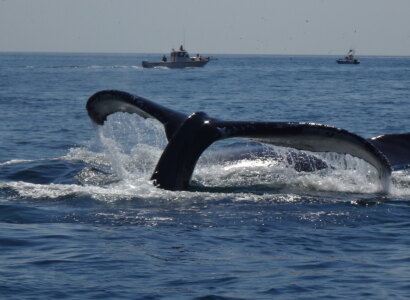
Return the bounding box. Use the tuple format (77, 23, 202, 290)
(86, 90, 187, 140)
(86, 90, 395, 191)
(369, 133, 410, 170)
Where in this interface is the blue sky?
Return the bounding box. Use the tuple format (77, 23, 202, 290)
(1, 0, 410, 55)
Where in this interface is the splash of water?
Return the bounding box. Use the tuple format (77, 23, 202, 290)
(2, 113, 410, 201)
(69, 114, 409, 197)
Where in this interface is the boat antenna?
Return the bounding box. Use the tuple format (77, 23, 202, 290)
(183, 27, 186, 49)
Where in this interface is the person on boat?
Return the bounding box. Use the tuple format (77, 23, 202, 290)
(162, 55, 167, 62)
(180, 45, 184, 51)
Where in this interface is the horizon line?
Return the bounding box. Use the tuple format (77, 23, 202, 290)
(1, 50, 410, 57)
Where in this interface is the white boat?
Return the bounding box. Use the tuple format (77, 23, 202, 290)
(142, 46, 210, 68)
(336, 49, 360, 64)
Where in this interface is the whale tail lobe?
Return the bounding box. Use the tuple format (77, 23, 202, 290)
(86, 90, 401, 192)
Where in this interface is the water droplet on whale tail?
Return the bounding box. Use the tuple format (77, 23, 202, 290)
(380, 169, 392, 194)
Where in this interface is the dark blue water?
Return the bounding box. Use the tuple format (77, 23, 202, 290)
(1, 53, 410, 299)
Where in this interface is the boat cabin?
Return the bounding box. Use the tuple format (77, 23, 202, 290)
(170, 49, 191, 63)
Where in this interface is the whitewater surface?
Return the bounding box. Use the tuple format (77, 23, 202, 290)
(2, 113, 409, 201)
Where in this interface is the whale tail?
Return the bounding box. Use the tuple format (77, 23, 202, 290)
(86, 90, 188, 141)
(86, 90, 404, 192)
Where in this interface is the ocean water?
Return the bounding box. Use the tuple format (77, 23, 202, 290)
(1, 52, 410, 299)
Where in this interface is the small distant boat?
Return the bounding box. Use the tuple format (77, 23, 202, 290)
(336, 49, 360, 64)
(142, 45, 210, 68)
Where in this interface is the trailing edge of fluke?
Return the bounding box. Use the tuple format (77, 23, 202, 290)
(86, 90, 410, 192)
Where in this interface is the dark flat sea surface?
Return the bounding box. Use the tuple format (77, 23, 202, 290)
(0, 52, 409, 299)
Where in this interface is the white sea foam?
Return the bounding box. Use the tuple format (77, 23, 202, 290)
(0, 158, 59, 166)
(2, 113, 410, 201)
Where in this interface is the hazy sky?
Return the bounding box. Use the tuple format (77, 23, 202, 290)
(1, 0, 410, 55)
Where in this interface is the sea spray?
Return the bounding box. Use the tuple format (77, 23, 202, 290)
(86, 113, 400, 195)
(96, 113, 167, 181)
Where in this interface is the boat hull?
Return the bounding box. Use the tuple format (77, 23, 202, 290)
(142, 60, 209, 68)
(336, 59, 360, 64)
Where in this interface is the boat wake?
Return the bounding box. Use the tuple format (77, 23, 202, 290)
(20, 65, 143, 70)
(1, 113, 410, 202)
